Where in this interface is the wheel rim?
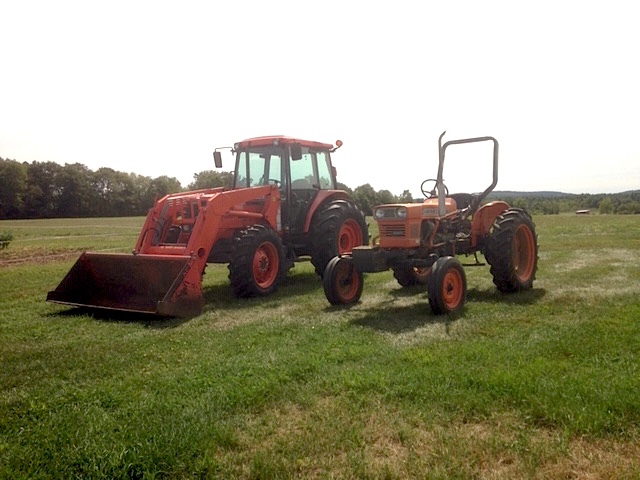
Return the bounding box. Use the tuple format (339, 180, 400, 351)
(513, 224, 536, 283)
(337, 219, 363, 254)
(335, 259, 359, 302)
(441, 268, 463, 310)
(252, 241, 279, 288)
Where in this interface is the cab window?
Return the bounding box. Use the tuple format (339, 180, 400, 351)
(289, 148, 334, 190)
(290, 150, 315, 190)
(316, 152, 334, 189)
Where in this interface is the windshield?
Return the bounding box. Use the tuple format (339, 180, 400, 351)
(234, 146, 283, 188)
(234, 145, 335, 190)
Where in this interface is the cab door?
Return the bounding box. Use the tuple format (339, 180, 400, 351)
(287, 147, 321, 234)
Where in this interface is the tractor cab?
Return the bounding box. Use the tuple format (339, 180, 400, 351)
(215, 136, 341, 237)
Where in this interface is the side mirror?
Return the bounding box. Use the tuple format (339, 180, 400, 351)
(290, 144, 302, 161)
(213, 151, 223, 168)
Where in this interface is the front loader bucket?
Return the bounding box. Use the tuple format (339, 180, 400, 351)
(47, 252, 202, 317)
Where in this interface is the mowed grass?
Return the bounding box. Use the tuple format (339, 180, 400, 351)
(0, 216, 141, 265)
(1, 214, 640, 479)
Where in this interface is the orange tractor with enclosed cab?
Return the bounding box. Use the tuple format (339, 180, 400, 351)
(48, 135, 367, 316)
(323, 132, 538, 314)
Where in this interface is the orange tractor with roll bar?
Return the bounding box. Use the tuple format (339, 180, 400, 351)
(47, 135, 367, 317)
(323, 131, 538, 314)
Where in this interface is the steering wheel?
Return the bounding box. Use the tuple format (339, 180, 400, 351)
(420, 179, 449, 198)
(267, 179, 281, 187)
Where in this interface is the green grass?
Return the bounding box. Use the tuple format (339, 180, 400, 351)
(1, 214, 640, 478)
(0, 217, 141, 266)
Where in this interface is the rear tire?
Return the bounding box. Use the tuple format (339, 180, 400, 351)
(393, 265, 430, 287)
(229, 225, 284, 297)
(484, 208, 538, 292)
(310, 199, 368, 277)
(427, 256, 466, 315)
(323, 256, 363, 305)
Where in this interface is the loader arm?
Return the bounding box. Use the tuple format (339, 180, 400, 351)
(136, 184, 280, 257)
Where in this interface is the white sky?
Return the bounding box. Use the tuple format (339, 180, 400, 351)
(1, 0, 638, 196)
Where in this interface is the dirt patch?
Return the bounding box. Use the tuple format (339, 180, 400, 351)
(0, 246, 130, 268)
(0, 247, 87, 267)
(553, 248, 640, 273)
(215, 402, 640, 478)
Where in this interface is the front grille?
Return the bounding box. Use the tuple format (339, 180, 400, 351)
(379, 224, 406, 237)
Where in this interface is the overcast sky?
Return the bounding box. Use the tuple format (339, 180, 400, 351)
(1, 1, 638, 196)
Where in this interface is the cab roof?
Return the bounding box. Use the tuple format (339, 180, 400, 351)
(235, 135, 334, 150)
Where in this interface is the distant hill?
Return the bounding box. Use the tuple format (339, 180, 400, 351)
(489, 191, 570, 198)
(484, 189, 640, 215)
(490, 190, 639, 198)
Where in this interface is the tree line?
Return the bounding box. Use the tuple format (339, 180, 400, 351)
(1, 157, 638, 219)
(348, 187, 640, 216)
(0, 158, 233, 219)
(491, 192, 640, 215)
(0, 157, 412, 219)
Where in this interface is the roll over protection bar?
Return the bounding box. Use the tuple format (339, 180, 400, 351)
(437, 131, 499, 216)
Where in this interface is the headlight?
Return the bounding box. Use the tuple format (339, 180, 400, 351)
(374, 208, 385, 220)
(396, 207, 407, 218)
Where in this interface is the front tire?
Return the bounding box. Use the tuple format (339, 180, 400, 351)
(427, 256, 466, 315)
(310, 199, 368, 277)
(323, 256, 363, 305)
(228, 225, 284, 297)
(484, 208, 538, 292)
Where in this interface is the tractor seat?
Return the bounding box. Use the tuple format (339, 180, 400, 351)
(291, 179, 313, 190)
(449, 193, 475, 209)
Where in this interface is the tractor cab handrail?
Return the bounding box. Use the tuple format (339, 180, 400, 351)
(437, 131, 499, 216)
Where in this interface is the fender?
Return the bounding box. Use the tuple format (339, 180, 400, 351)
(302, 190, 351, 233)
(470, 201, 509, 247)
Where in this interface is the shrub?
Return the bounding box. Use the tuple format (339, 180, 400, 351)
(0, 231, 13, 249)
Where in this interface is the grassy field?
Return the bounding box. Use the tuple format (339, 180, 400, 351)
(1, 214, 640, 479)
